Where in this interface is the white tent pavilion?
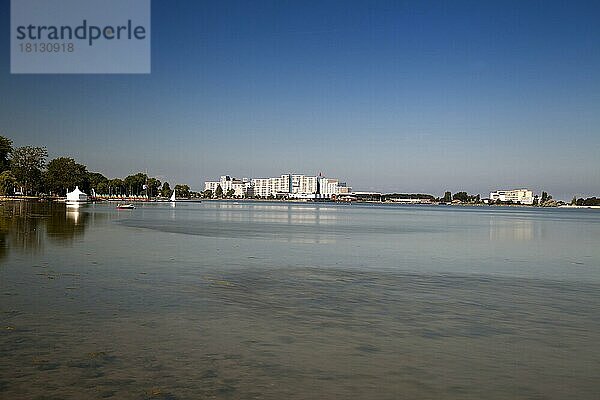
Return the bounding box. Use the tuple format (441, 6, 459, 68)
(66, 186, 89, 203)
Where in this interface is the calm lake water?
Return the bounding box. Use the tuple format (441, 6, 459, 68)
(1, 201, 599, 399)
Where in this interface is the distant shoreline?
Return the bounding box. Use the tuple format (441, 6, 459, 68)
(558, 205, 600, 209)
(4, 195, 600, 209)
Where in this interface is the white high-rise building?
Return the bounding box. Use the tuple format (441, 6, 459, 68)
(250, 174, 350, 199)
(206, 173, 351, 199)
(204, 176, 253, 197)
(318, 177, 350, 197)
(489, 189, 534, 205)
(251, 174, 293, 198)
(292, 175, 318, 195)
(250, 178, 272, 198)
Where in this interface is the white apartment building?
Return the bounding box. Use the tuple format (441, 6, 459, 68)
(251, 174, 350, 199)
(250, 178, 272, 198)
(204, 176, 253, 197)
(205, 173, 350, 199)
(319, 177, 351, 197)
(248, 175, 291, 197)
(489, 189, 534, 205)
(292, 175, 318, 195)
(251, 174, 294, 198)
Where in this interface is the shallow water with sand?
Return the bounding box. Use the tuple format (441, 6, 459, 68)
(1, 201, 599, 399)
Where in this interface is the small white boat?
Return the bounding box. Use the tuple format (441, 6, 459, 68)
(116, 204, 135, 209)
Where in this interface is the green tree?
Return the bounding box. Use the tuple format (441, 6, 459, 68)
(124, 173, 147, 196)
(10, 146, 48, 195)
(0, 170, 17, 195)
(581, 197, 600, 206)
(202, 189, 213, 198)
(443, 191, 452, 203)
(541, 191, 548, 204)
(175, 184, 190, 198)
(96, 180, 110, 195)
(226, 188, 236, 198)
(86, 172, 108, 193)
(161, 182, 171, 198)
(214, 184, 223, 198)
(452, 191, 469, 203)
(107, 178, 125, 196)
(0, 136, 13, 173)
(146, 177, 161, 198)
(45, 157, 88, 196)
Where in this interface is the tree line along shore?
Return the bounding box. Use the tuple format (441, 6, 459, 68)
(1, 134, 598, 207)
(0, 135, 192, 200)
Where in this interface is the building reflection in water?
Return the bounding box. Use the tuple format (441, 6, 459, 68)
(0, 201, 45, 258)
(66, 204, 83, 226)
(47, 204, 89, 244)
(212, 203, 339, 244)
(489, 217, 538, 241)
(0, 201, 92, 260)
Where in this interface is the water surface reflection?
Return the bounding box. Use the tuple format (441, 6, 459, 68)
(1, 201, 600, 399)
(489, 218, 537, 241)
(0, 201, 91, 259)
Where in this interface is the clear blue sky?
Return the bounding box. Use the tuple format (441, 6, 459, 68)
(1, 0, 599, 199)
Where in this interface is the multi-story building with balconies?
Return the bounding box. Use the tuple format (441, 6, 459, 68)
(489, 189, 534, 205)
